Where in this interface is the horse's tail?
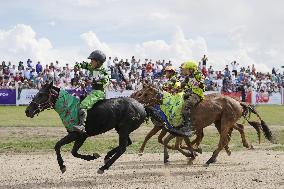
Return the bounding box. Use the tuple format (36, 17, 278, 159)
(240, 102, 275, 143)
(247, 121, 262, 144)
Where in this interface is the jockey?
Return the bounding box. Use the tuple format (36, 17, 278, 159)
(162, 66, 181, 94)
(177, 61, 205, 136)
(73, 50, 109, 133)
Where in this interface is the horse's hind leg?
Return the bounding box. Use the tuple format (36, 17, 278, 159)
(163, 134, 175, 163)
(54, 132, 79, 173)
(98, 135, 131, 174)
(215, 120, 232, 156)
(104, 137, 132, 164)
(139, 125, 162, 155)
(234, 123, 253, 149)
(181, 129, 203, 154)
(71, 135, 100, 161)
(206, 123, 232, 165)
(158, 129, 168, 144)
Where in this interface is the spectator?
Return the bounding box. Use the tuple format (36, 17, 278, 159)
(231, 61, 239, 76)
(201, 55, 208, 67)
(27, 59, 33, 68)
(107, 57, 112, 70)
(202, 65, 207, 77)
(36, 61, 43, 75)
(272, 67, 278, 75)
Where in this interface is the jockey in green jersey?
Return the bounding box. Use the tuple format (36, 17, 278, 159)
(73, 50, 109, 133)
(178, 61, 205, 137)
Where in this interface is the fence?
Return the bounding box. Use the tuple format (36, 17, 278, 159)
(0, 88, 283, 105)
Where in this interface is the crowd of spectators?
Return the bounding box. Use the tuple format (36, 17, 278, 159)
(0, 56, 283, 95)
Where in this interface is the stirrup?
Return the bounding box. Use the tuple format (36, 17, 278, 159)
(73, 125, 86, 133)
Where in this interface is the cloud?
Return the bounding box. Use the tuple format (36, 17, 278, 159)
(0, 24, 86, 65)
(48, 21, 56, 27)
(133, 27, 208, 66)
(80, 31, 112, 55)
(0, 24, 52, 63)
(0, 23, 277, 73)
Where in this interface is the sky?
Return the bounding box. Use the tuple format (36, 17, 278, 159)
(0, 0, 283, 72)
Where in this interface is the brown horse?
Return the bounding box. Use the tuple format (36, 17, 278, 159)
(132, 91, 262, 157)
(133, 85, 274, 165)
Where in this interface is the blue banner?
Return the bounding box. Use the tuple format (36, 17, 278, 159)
(0, 89, 16, 105)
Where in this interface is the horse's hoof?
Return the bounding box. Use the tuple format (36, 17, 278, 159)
(249, 145, 254, 150)
(187, 159, 194, 165)
(97, 169, 104, 174)
(104, 158, 110, 164)
(138, 152, 143, 156)
(93, 153, 101, 158)
(196, 148, 202, 154)
(164, 160, 169, 165)
(203, 163, 209, 167)
(60, 166, 66, 174)
(226, 151, 232, 156)
(206, 158, 216, 165)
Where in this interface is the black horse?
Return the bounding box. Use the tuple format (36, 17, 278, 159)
(25, 82, 147, 174)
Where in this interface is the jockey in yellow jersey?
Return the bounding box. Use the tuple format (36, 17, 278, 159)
(178, 61, 205, 136)
(162, 66, 181, 94)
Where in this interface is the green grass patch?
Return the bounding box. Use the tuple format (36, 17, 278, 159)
(1, 105, 283, 127)
(0, 106, 62, 127)
(0, 128, 283, 154)
(0, 105, 283, 153)
(248, 105, 284, 126)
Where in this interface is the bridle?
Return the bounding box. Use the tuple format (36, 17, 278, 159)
(30, 88, 59, 115)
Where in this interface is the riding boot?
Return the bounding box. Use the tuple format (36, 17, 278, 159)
(181, 107, 194, 136)
(73, 109, 87, 133)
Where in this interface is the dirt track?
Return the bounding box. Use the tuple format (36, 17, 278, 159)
(0, 150, 283, 189)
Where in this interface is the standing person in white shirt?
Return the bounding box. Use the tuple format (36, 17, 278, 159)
(9, 65, 16, 77)
(106, 57, 112, 71)
(231, 61, 239, 76)
(216, 77, 223, 93)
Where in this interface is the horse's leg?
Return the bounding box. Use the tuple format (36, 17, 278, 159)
(215, 120, 232, 156)
(190, 129, 204, 147)
(139, 126, 162, 156)
(163, 133, 176, 150)
(226, 128, 233, 156)
(182, 129, 203, 154)
(104, 137, 132, 164)
(206, 124, 232, 166)
(183, 137, 199, 156)
(98, 135, 131, 174)
(163, 134, 175, 163)
(234, 123, 253, 149)
(71, 135, 100, 161)
(162, 133, 193, 161)
(54, 132, 79, 173)
(158, 128, 168, 144)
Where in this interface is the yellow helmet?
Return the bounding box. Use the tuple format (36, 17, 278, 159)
(181, 61, 197, 70)
(165, 66, 175, 72)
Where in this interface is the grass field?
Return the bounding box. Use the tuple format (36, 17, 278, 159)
(0, 105, 283, 154)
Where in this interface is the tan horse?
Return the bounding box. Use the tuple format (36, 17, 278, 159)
(132, 85, 274, 165)
(132, 90, 262, 158)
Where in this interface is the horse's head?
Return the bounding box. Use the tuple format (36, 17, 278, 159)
(25, 82, 59, 118)
(131, 84, 162, 107)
